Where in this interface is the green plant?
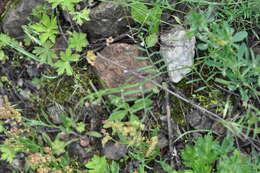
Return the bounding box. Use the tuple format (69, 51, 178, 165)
(186, 11, 260, 102)
(54, 49, 80, 75)
(29, 14, 58, 45)
(67, 31, 89, 52)
(85, 155, 109, 173)
(46, 0, 90, 25)
(160, 134, 259, 173)
(122, 0, 163, 47)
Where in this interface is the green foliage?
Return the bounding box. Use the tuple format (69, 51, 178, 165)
(54, 49, 80, 75)
(46, 0, 90, 25)
(186, 10, 260, 102)
(33, 41, 57, 64)
(47, 0, 82, 12)
(161, 134, 258, 173)
(30, 14, 58, 44)
(71, 7, 91, 25)
(181, 135, 221, 173)
(0, 142, 23, 163)
(217, 150, 256, 173)
(68, 31, 89, 52)
(85, 155, 109, 173)
(107, 94, 152, 121)
(128, 0, 163, 47)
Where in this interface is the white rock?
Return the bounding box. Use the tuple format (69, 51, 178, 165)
(160, 28, 196, 83)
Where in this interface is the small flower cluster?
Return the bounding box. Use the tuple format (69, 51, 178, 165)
(102, 120, 145, 145)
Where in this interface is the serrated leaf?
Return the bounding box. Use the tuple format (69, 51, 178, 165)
(72, 8, 91, 25)
(68, 31, 88, 52)
(85, 155, 109, 173)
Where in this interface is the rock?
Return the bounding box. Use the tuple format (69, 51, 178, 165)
(93, 43, 158, 97)
(81, 1, 131, 40)
(1, 0, 45, 38)
(160, 27, 196, 83)
(187, 109, 212, 130)
(47, 105, 65, 124)
(68, 142, 93, 161)
(157, 133, 168, 149)
(103, 142, 127, 160)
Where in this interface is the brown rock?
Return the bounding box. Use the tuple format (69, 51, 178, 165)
(94, 43, 157, 97)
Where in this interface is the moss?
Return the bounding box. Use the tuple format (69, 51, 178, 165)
(36, 68, 97, 109)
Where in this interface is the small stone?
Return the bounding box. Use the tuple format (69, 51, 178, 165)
(1, 0, 45, 38)
(212, 122, 226, 135)
(81, 1, 132, 40)
(103, 142, 127, 160)
(157, 133, 168, 149)
(19, 89, 31, 100)
(187, 109, 212, 130)
(160, 27, 196, 83)
(80, 136, 90, 147)
(68, 142, 93, 161)
(47, 105, 64, 124)
(94, 43, 158, 97)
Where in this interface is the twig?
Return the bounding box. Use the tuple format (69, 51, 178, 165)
(165, 84, 174, 167)
(96, 52, 224, 122)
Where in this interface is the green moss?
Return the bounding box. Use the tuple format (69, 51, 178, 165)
(36, 68, 97, 109)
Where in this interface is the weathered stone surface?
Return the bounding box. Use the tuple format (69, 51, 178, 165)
(103, 142, 127, 160)
(47, 105, 64, 124)
(1, 0, 45, 38)
(187, 109, 212, 130)
(68, 142, 93, 161)
(160, 27, 196, 83)
(93, 43, 157, 97)
(81, 1, 131, 40)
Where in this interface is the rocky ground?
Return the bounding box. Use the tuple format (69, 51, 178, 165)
(0, 0, 259, 172)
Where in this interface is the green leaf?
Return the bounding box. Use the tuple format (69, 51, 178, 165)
(197, 43, 208, 50)
(130, 2, 149, 24)
(159, 160, 178, 173)
(75, 122, 85, 133)
(181, 135, 222, 173)
(47, 0, 82, 12)
(51, 137, 67, 155)
(85, 155, 109, 173)
(145, 34, 158, 48)
(33, 42, 56, 64)
(217, 150, 253, 173)
(215, 78, 232, 85)
(108, 110, 128, 121)
(68, 31, 89, 52)
(86, 131, 103, 138)
(54, 49, 80, 75)
(0, 144, 17, 163)
(72, 8, 91, 25)
(232, 31, 248, 42)
(110, 161, 120, 173)
(30, 14, 58, 44)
